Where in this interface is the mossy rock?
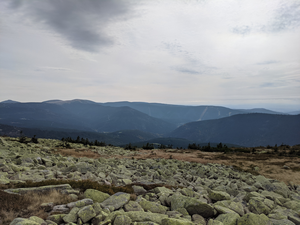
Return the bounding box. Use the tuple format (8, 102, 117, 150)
(126, 211, 168, 224)
(100, 192, 130, 210)
(84, 189, 110, 203)
(63, 207, 79, 223)
(161, 218, 194, 225)
(77, 205, 96, 223)
(209, 190, 231, 201)
(215, 213, 240, 225)
(139, 198, 168, 214)
(237, 213, 271, 225)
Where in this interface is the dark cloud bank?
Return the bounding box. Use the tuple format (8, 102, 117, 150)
(6, 0, 134, 52)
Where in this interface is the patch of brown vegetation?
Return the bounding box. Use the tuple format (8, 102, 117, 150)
(54, 148, 101, 158)
(0, 190, 72, 225)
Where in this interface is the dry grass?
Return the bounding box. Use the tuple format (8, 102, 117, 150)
(54, 148, 101, 158)
(0, 190, 73, 225)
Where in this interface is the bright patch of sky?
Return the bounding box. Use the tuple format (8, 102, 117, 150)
(0, 0, 299, 112)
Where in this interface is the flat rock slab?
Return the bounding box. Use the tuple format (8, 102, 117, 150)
(4, 184, 73, 195)
(100, 192, 130, 210)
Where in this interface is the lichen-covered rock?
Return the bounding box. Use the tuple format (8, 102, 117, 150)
(207, 219, 224, 225)
(124, 200, 144, 212)
(67, 198, 93, 209)
(126, 211, 168, 224)
(184, 197, 215, 218)
(134, 222, 160, 225)
(214, 200, 244, 216)
(192, 214, 206, 225)
(237, 213, 271, 225)
(139, 198, 168, 214)
(215, 213, 240, 225)
(51, 204, 70, 214)
(113, 215, 132, 225)
(63, 207, 79, 223)
(169, 194, 188, 211)
(248, 198, 271, 215)
(161, 218, 194, 225)
(77, 205, 96, 223)
(28, 216, 45, 224)
(132, 185, 147, 195)
(9, 218, 41, 225)
(270, 219, 296, 225)
(272, 182, 291, 198)
(288, 215, 300, 225)
(100, 192, 130, 210)
(153, 187, 174, 195)
(47, 214, 66, 224)
(209, 190, 231, 201)
(214, 205, 239, 215)
(84, 189, 110, 203)
(45, 220, 57, 225)
(284, 201, 300, 211)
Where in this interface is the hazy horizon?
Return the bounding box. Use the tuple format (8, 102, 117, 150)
(1, 0, 299, 112)
(1, 98, 299, 113)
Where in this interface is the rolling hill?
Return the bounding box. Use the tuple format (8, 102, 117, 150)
(0, 100, 176, 134)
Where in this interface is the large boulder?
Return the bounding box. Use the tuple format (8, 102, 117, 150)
(63, 207, 79, 223)
(214, 200, 244, 216)
(67, 198, 93, 209)
(209, 190, 231, 202)
(100, 192, 130, 210)
(184, 197, 215, 218)
(139, 198, 168, 214)
(84, 189, 110, 203)
(215, 213, 240, 225)
(126, 211, 168, 224)
(283, 201, 300, 211)
(248, 198, 272, 215)
(47, 214, 66, 224)
(113, 215, 132, 225)
(237, 213, 272, 225)
(77, 205, 96, 223)
(9, 218, 40, 225)
(124, 200, 144, 212)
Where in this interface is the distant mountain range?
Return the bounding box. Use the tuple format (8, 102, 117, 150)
(0, 99, 299, 147)
(101, 101, 283, 126)
(169, 114, 300, 147)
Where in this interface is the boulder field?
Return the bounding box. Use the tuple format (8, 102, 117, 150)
(1, 137, 300, 225)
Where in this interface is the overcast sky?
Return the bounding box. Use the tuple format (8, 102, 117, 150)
(0, 0, 299, 112)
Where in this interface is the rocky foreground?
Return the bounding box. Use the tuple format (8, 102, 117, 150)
(1, 137, 300, 225)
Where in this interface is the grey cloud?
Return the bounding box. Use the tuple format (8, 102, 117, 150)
(35, 67, 75, 72)
(262, 2, 300, 32)
(260, 82, 277, 88)
(174, 67, 201, 75)
(232, 25, 251, 35)
(6, 0, 133, 52)
(256, 60, 279, 65)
